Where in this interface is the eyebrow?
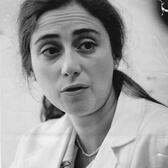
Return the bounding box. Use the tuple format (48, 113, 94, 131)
(35, 34, 60, 44)
(34, 28, 100, 44)
(73, 28, 100, 36)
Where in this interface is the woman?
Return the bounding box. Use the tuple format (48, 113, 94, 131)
(11, 0, 168, 167)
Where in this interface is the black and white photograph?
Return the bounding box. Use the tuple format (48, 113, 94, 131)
(1, 0, 168, 168)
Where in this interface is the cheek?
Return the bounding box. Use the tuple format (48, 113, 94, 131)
(94, 61, 113, 91)
(87, 52, 114, 103)
(31, 58, 59, 95)
(35, 67, 53, 85)
(91, 52, 114, 85)
(33, 64, 63, 109)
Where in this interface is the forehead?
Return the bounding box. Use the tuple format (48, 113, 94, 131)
(32, 3, 108, 40)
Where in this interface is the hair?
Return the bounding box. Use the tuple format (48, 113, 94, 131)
(18, 0, 166, 121)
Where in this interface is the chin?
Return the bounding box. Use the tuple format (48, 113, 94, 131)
(64, 104, 94, 116)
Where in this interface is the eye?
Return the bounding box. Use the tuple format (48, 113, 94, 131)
(77, 40, 97, 54)
(40, 44, 62, 59)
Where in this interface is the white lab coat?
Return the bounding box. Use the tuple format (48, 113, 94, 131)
(10, 91, 168, 168)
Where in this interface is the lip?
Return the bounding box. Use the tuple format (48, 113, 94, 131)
(60, 83, 89, 95)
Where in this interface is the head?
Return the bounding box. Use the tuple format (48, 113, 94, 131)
(18, 0, 125, 119)
(19, 0, 124, 77)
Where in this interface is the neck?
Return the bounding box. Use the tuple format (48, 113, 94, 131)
(68, 88, 117, 154)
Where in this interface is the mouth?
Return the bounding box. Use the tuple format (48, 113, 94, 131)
(61, 84, 89, 93)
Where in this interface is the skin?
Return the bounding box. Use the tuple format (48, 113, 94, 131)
(30, 3, 117, 167)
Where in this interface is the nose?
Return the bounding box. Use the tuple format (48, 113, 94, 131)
(61, 49, 81, 78)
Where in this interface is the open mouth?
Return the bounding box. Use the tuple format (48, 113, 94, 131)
(61, 84, 89, 93)
(65, 86, 85, 92)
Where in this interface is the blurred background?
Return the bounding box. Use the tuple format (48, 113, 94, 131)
(1, 0, 168, 168)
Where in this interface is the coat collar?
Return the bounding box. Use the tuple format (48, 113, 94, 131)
(107, 91, 146, 147)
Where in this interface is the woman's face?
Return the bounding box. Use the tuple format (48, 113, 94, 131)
(30, 3, 115, 116)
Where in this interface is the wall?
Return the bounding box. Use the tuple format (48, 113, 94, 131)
(0, 1, 41, 168)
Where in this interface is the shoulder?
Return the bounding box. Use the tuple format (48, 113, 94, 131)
(10, 115, 73, 167)
(137, 100, 168, 155)
(141, 100, 168, 134)
(13, 115, 71, 159)
(20, 115, 71, 145)
(22, 115, 66, 139)
(29, 115, 69, 135)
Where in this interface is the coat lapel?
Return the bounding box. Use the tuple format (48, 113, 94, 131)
(91, 91, 146, 168)
(91, 140, 118, 168)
